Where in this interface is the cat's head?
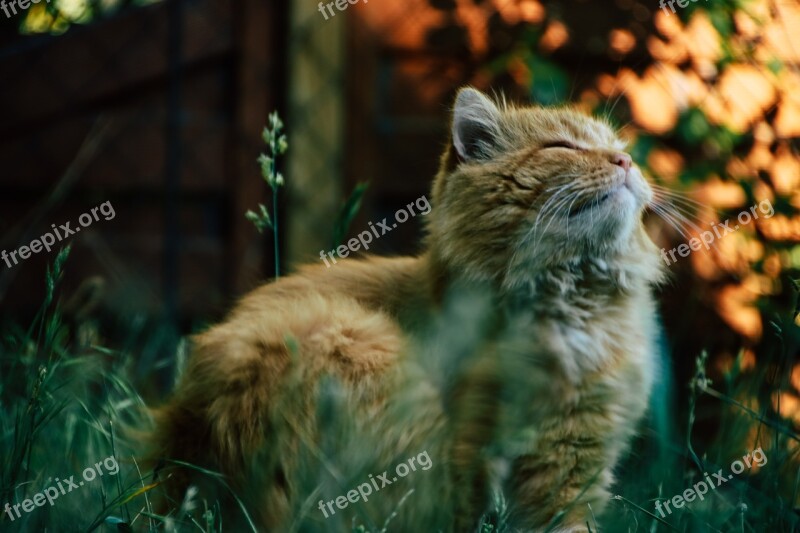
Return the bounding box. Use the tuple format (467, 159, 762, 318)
(427, 87, 662, 289)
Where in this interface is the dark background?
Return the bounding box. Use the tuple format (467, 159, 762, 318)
(0, 0, 799, 456)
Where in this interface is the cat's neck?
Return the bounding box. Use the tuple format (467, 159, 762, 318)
(502, 256, 643, 319)
(425, 231, 661, 320)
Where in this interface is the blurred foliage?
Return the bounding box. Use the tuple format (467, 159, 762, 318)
(477, 0, 800, 529)
(332, 182, 370, 250)
(2, 0, 800, 530)
(0, 249, 155, 531)
(247, 112, 288, 278)
(0, 0, 161, 39)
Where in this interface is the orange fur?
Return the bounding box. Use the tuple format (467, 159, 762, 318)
(150, 88, 664, 532)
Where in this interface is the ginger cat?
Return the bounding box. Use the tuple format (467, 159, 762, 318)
(150, 88, 664, 532)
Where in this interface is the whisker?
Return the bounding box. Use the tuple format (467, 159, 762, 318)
(649, 204, 691, 240)
(545, 178, 584, 193)
(506, 184, 579, 280)
(651, 202, 695, 230)
(529, 195, 568, 250)
(650, 185, 708, 209)
(529, 193, 572, 252)
(651, 197, 699, 220)
(651, 196, 701, 222)
(589, 193, 598, 229)
(650, 203, 724, 254)
(650, 192, 713, 226)
(605, 81, 630, 118)
(652, 195, 708, 215)
(651, 189, 706, 207)
(564, 194, 582, 241)
(539, 191, 580, 246)
(654, 202, 707, 235)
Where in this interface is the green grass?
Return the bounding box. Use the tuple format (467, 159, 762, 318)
(1, 247, 799, 532)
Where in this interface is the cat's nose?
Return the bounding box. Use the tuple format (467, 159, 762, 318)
(611, 152, 632, 171)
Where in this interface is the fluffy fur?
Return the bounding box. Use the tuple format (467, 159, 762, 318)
(150, 88, 664, 532)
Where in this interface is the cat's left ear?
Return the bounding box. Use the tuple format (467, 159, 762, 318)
(452, 87, 502, 163)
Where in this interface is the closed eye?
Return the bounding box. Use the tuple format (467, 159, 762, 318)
(542, 140, 581, 150)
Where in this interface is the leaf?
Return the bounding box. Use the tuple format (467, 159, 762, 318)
(527, 55, 569, 106)
(706, 7, 734, 38)
(258, 204, 273, 228)
(277, 135, 288, 155)
(269, 111, 284, 132)
(245, 205, 272, 233)
(791, 278, 800, 321)
(119, 481, 161, 505)
(257, 153, 273, 181)
(45, 245, 71, 304)
(630, 135, 656, 168)
(677, 108, 711, 145)
(331, 182, 370, 249)
(104, 516, 133, 532)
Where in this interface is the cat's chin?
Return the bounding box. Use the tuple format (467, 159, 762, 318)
(569, 170, 651, 242)
(568, 182, 633, 218)
(560, 187, 639, 242)
(569, 167, 650, 219)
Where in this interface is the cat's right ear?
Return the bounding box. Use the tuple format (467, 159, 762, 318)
(452, 87, 501, 163)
